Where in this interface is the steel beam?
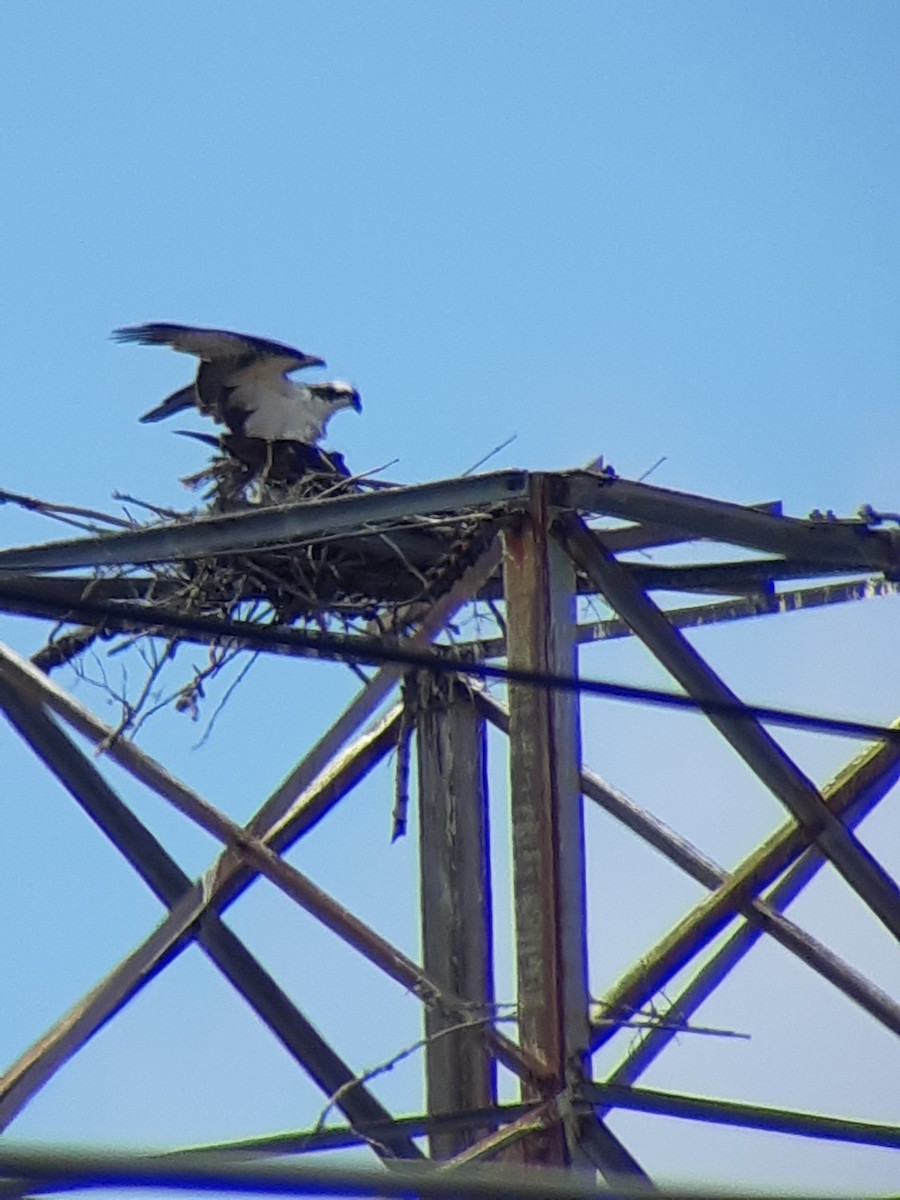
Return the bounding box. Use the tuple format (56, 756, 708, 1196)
(0, 697, 399, 1129)
(0, 679, 421, 1157)
(564, 472, 900, 573)
(474, 690, 900, 1037)
(583, 1083, 900, 1150)
(589, 717, 900, 1054)
(417, 677, 496, 1157)
(600, 750, 900, 1095)
(563, 517, 900, 942)
(0, 471, 529, 574)
(503, 478, 590, 1167)
(0, 643, 542, 1084)
(0, 541, 519, 1122)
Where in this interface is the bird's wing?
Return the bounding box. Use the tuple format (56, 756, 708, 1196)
(139, 384, 197, 424)
(113, 323, 325, 371)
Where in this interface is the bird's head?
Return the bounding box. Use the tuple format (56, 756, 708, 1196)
(308, 381, 363, 415)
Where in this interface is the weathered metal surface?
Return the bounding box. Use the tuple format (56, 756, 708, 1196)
(417, 677, 497, 1157)
(0, 644, 543, 1087)
(577, 576, 900, 642)
(0, 694, 399, 1127)
(589, 710, 900, 1055)
(584, 1083, 900, 1149)
(563, 517, 900, 942)
(0, 471, 529, 573)
(564, 471, 900, 574)
(0, 539, 518, 1130)
(474, 690, 900, 1037)
(502, 478, 590, 1167)
(599, 723, 900, 1096)
(625, 557, 862, 593)
(597, 500, 784, 554)
(0, 677, 422, 1157)
(459, 576, 900, 660)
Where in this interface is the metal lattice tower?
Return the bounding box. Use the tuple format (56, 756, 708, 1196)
(0, 467, 898, 1190)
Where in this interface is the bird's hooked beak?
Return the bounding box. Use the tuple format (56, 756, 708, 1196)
(350, 388, 362, 413)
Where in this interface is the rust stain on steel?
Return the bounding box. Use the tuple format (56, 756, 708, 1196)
(503, 477, 590, 1166)
(418, 678, 496, 1157)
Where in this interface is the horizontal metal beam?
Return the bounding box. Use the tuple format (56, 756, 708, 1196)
(459, 576, 900, 659)
(598, 499, 783, 554)
(584, 1083, 900, 1149)
(0, 471, 529, 574)
(625, 558, 862, 594)
(563, 472, 900, 574)
(175, 1102, 542, 1157)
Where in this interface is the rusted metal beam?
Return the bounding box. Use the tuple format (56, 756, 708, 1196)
(589, 717, 900, 1053)
(599, 722, 900, 1093)
(563, 472, 900, 574)
(577, 577, 899, 643)
(597, 499, 784, 554)
(0, 540, 531, 1123)
(562, 517, 900, 942)
(0, 679, 422, 1157)
(0, 644, 544, 1087)
(502, 478, 591, 1168)
(475, 690, 900, 1038)
(0, 702, 399, 1127)
(460, 576, 900, 659)
(623, 558, 860, 594)
(417, 676, 497, 1157)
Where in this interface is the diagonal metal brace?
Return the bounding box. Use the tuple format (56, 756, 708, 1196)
(561, 515, 900, 943)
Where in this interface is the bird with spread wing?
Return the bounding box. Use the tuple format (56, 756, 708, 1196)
(114, 323, 362, 477)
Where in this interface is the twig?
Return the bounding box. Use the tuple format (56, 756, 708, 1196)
(637, 455, 667, 484)
(589, 1001, 749, 1041)
(193, 651, 260, 749)
(111, 492, 185, 521)
(462, 434, 517, 477)
(309, 1014, 518, 1152)
(330, 459, 402, 493)
(0, 487, 133, 529)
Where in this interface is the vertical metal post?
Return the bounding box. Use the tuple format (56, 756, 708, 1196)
(417, 675, 496, 1159)
(503, 477, 590, 1166)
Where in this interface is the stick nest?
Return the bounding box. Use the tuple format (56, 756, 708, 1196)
(29, 451, 500, 739)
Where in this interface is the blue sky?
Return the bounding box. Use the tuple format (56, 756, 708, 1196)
(0, 2, 898, 1193)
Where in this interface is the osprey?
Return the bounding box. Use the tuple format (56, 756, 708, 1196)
(114, 322, 362, 443)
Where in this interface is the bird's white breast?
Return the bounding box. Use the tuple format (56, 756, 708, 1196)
(232, 377, 333, 442)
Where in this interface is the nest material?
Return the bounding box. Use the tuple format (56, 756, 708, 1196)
(34, 442, 500, 734)
(171, 440, 496, 627)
